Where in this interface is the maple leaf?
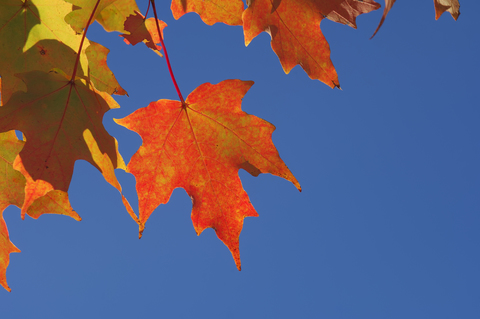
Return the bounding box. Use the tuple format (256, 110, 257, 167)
(0, 131, 80, 292)
(171, 0, 245, 26)
(120, 11, 167, 54)
(0, 70, 123, 193)
(242, 0, 380, 88)
(64, 0, 140, 33)
(115, 80, 301, 270)
(434, 0, 460, 20)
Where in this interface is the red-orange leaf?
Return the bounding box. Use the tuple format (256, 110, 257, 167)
(434, 0, 460, 20)
(243, 0, 380, 88)
(115, 80, 300, 270)
(171, 0, 244, 26)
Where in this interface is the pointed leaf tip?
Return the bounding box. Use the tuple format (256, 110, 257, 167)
(371, 0, 396, 39)
(243, 0, 381, 86)
(434, 0, 460, 20)
(1, 210, 21, 292)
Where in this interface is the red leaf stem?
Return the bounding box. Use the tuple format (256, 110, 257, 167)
(150, 0, 185, 104)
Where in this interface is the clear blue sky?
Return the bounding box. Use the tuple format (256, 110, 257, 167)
(2, 1, 479, 318)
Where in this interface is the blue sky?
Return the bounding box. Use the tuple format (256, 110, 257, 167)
(2, 1, 479, 318)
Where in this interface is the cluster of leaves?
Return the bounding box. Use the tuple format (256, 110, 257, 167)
(0, 0, 460, 291)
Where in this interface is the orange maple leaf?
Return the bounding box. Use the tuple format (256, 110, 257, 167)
(171, 0, 245, 26)
(242, 0, 380, 88)
(115, 80, 301, 270)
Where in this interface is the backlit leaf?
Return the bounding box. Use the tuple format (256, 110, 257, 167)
(0, 131, 80, 292)
(115, 80, 300, 270)
(243, 0, 380, 87)
(0, 70, 122, 192)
